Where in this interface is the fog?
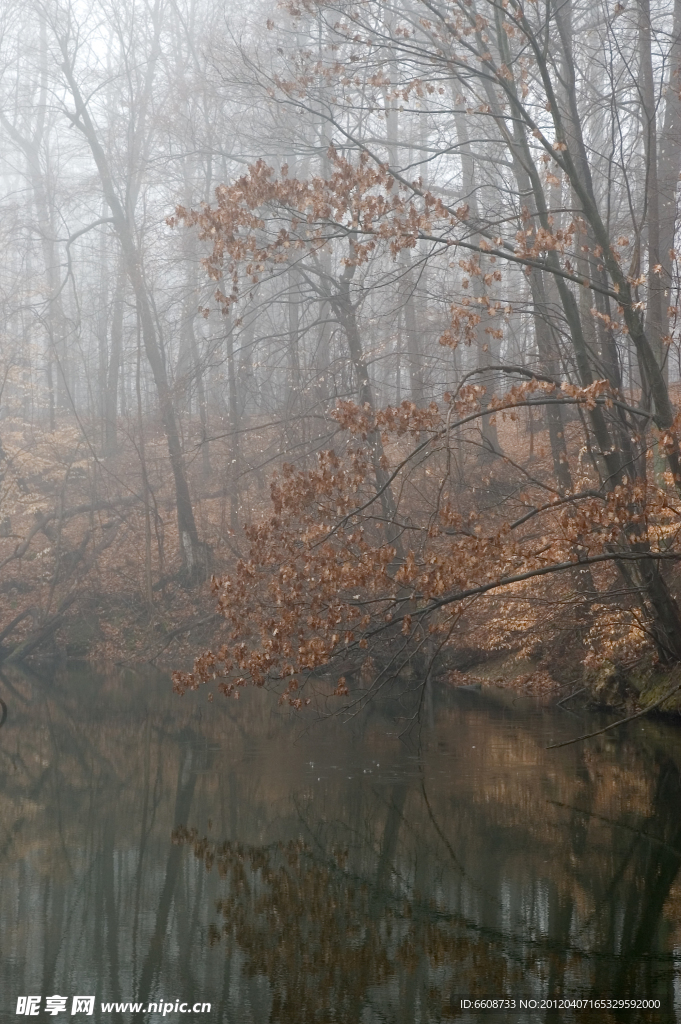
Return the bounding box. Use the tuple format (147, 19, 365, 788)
(2, 0, 681, 677)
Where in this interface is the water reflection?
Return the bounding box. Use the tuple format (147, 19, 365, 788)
(0, 664, 680, 1022)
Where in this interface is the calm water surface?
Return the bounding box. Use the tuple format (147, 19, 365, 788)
(1, 665, 681, 1023)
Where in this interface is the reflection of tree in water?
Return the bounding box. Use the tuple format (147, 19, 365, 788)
(3, 667, 681, 1021)
(582, 753, 681, 1002)
(172, 827, 520, 1023)
(173, 741, 681, 1022)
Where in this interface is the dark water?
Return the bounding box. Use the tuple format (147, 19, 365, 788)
(1, 666, 681, 1023)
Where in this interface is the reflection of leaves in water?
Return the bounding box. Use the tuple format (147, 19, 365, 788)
(172, 826, 520, 1022)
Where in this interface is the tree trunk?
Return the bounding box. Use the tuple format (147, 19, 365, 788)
(104, 258, 125, 458)
(331, 262, 404, 557)
(453, 107, 500, 457)
(225, 321, 240, 536)
(400, 252, 426, 408)
(60, 53, 205, 579)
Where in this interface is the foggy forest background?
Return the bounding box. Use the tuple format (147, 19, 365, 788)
(3, 0, 681, 702)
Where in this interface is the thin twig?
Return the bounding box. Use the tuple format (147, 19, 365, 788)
(556, 686, 586, 707)
(145, 613, 220, 663)
(547, 681, 681, 749)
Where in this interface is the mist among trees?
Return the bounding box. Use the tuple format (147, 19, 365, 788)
(1, 0, 681, 704)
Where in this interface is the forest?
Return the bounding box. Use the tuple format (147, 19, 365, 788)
(2, 0, 681, 714)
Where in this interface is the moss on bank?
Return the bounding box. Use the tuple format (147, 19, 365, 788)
(584, 657, 681, 716)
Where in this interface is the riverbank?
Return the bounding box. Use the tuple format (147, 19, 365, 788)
(9, 567, 681, 723)
(441, 644, 681, 721)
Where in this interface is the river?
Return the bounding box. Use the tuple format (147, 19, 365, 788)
(1, 665, 680, 1022)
